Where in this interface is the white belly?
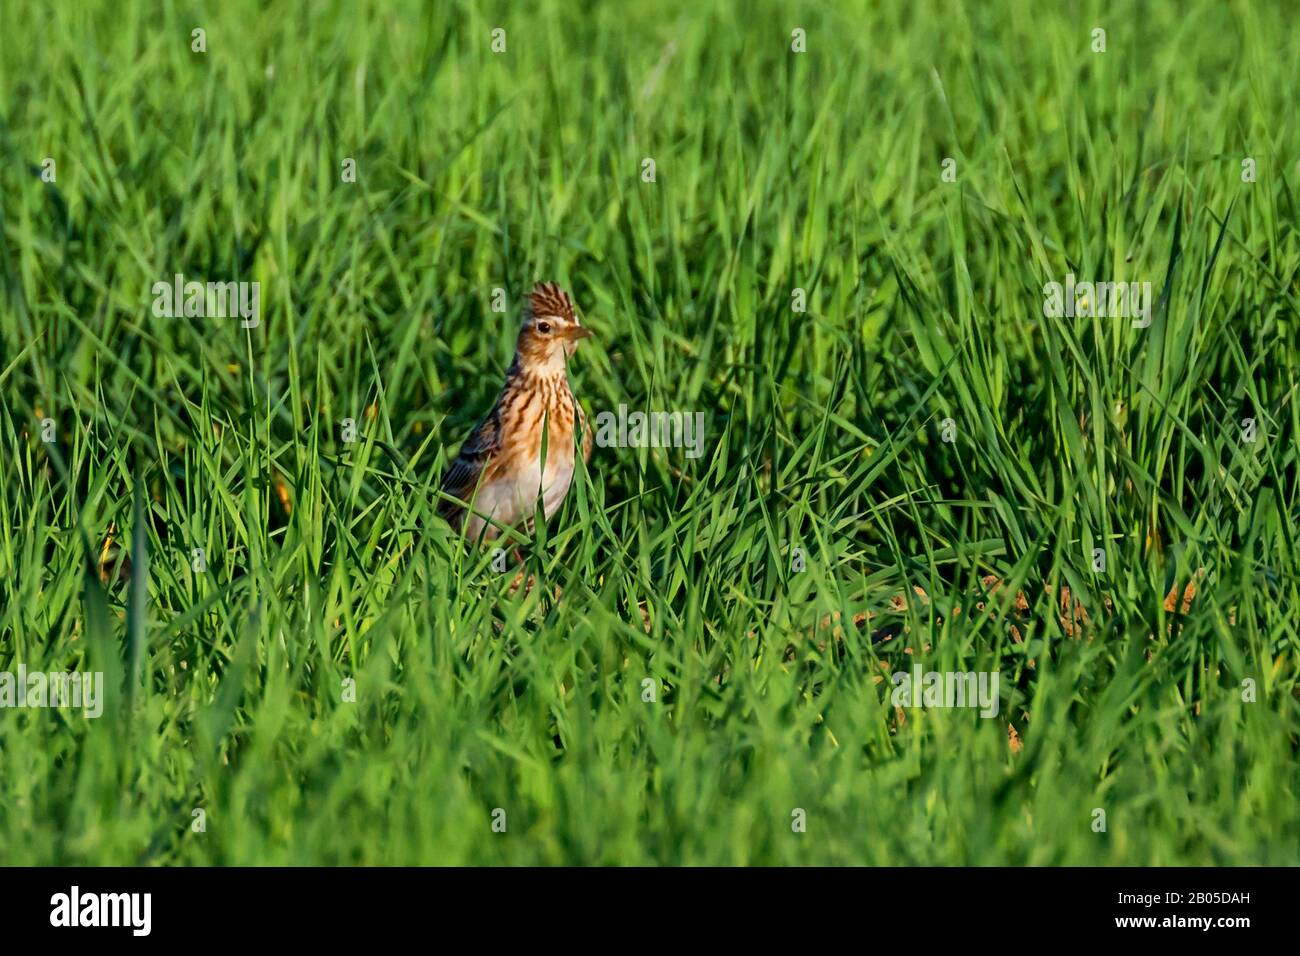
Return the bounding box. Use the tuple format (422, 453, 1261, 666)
(464, 449, 575, 540)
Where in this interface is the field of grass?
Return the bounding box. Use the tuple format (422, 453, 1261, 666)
(1, 0, 1297, 865)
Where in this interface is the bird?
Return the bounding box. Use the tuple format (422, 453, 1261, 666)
(438, 282, 594, 543)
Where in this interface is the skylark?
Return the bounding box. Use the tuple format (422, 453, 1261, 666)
(438, 282, 593, 542)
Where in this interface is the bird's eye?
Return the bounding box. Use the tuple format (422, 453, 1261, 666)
(537, 322, 552, 334)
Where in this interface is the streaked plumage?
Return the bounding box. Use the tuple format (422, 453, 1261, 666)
(439, 282, 593, 541)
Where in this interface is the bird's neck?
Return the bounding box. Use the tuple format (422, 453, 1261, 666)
(509, 352, 570, 384)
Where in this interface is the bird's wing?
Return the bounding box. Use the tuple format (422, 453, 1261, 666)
(439, 406, 505, 519)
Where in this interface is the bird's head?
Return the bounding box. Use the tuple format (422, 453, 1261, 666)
(515, 282, 593, 373)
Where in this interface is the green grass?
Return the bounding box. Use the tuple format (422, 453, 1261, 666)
(1, 0, 1297, 865)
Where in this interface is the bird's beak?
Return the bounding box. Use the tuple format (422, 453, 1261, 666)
(562, 326, 594, 341)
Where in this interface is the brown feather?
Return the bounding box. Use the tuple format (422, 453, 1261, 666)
(440, 282, 590, 538)
(528, 282, 576, 322)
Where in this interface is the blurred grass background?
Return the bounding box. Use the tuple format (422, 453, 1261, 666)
(0, 0, 1297, 864)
